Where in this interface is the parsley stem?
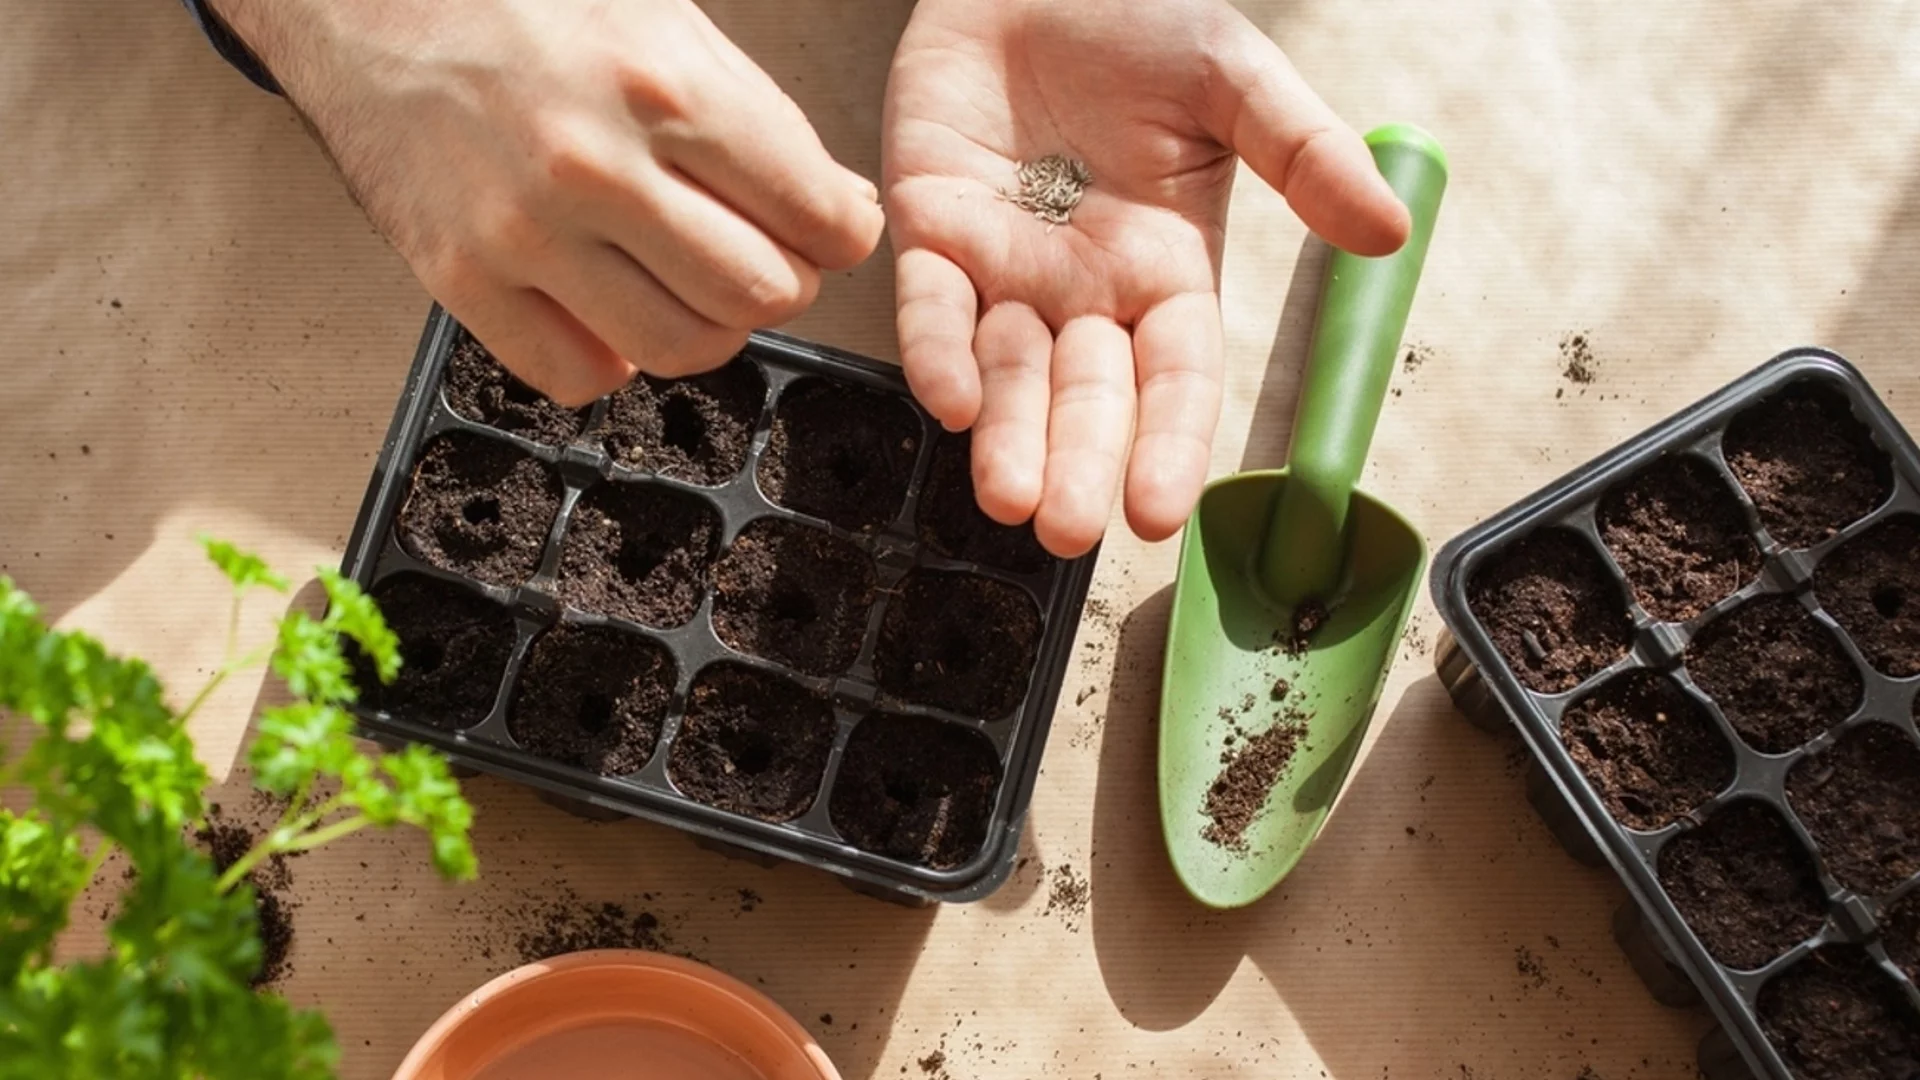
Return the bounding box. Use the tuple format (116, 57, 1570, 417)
(274, 776, 316, 837)
(79, 839, 113, 888)
(216, 791, 350, 893)
(179, 643, 274, 725)
(281, 815, 371, 854)
(225, 593, 240, 668)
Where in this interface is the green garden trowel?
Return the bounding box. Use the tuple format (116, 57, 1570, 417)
(1157, 125, 1447, 909)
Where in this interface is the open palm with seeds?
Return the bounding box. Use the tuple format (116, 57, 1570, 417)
(883, 0, 1411, 558)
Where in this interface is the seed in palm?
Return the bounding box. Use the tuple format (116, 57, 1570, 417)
(1000, 154, 1093, 231)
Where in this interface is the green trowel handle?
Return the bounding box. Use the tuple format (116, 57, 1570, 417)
(1257, 124, 1448, 606)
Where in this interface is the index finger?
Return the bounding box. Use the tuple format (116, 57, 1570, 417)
(1125, 292, 1224, 541)
(661, 81, 885, 272)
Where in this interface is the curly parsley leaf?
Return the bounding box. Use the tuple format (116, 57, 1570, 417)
(198, 536, 289, 595)
(0, 540, 479, 1078)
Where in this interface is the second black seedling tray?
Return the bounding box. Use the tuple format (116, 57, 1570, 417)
(1430, 349, 1920, 1079)
(340, 307, 1098, 904)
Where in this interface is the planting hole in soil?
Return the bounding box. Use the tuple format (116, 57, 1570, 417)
(558, 480, 718, 629)
(1466, 528, 1633, 693)
(1656, 800, 1828, 971)
(442, 333, 590, 446)
(1723, 381, 1892, 549)
(667, 664, 835, 822)
(1815, 515, 1920, 678)
(757, 379, 919, 531)
(1757, 946, 1920, 1080)
(1597, 454, 1762, 623)
(1560, 670, 1734, 832)
(508, 624, 675, 777)
(398, 431, 562, 588)
(917, 431, 1050, 574)
(352, 573, 516, 731)
(711, 518, 877, 676)
(600, 360, 765, 486)
(874, 570, 1042, 719)
(829, 713, 1001, 869)
(1685, 594, 1863, 755)
(1786, 722, 1920, 896)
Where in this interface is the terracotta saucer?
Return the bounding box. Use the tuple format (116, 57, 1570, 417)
(392, 950, 840, 1080)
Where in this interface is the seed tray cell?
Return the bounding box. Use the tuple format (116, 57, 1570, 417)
(1431, 350, 1920, 1078)
(340, 307, 1099, 904)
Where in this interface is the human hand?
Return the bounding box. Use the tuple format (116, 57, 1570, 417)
(883, 0, 1410, 557)
(210, 0, 885, 405)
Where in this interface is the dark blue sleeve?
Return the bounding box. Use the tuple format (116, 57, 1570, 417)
(180, 0, 283, 95)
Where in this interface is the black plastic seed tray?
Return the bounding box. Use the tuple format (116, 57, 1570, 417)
(1430, 349, 1920, 1079)
(339, 305, 1098, 905)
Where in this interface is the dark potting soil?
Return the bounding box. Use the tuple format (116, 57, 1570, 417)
(398, 432, 563, 588)
(557, 480, 717, 629)
(757, 379, 919, 532)
(510, 888, 685, 965)
(873, 570, 1042, 719)
(1201, 716, 1305, 851)
(197, 805, 295, 989)
(352, 573, 516, 731)
(1815, 515, 1920, 678)
(1597, 454, 1762, 623)
(828, 713, 1001, 869)
(667, 664, 835, 822)
(1685, 594, 1863, 755)
(1560, 670, 1734, 832)
(1467, 529, 1632, 693)
(442, 334, 590, 446)
(599, 360, 764, 486)
(1884, 895, 1920, 986)
(711, 518, 877, 676)
(916, 431, 1050, 573)
(1657, 800, 1828, 970)
(1758, 947, 1920, 1080)
(508, 624, 675, 777)
(1723, 383, 1892, 550)
(1786, 722, 1920, 896)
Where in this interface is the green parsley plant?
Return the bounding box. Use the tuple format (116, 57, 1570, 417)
(0, 537, 476, 1079)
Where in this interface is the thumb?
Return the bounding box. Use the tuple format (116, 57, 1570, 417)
(1204, 27, 1410, 256)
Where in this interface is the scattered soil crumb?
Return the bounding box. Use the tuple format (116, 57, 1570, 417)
(1201, 708, 1308, 851)
(1044, 865, 1091, 929)
(917, 1050, 950, 1079)
(507, 887, 691, 965)
(196, 801, 297, 989)
(1278, 600, 1329, 655)
(1515, 945, 1549, 991)
(1402, 343, 1435, 374)
(737, 889, 762, 913)
(1270, 678, 1290, 701)
(1560, 332, 1599, 385)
